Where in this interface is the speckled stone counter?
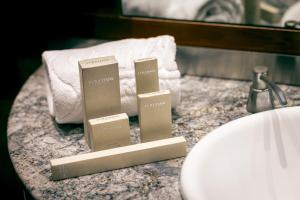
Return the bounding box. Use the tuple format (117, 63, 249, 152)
(7, 67, 300, 199)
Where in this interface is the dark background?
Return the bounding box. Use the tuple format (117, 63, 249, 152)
(1, 1, 118, 199)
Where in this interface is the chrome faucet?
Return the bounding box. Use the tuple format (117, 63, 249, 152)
(246, 66, 288, 113)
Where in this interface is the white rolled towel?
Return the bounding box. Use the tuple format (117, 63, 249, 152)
(43, 35, 181, 124)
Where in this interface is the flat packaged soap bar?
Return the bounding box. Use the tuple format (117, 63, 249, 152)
(88, 113, 131, 151)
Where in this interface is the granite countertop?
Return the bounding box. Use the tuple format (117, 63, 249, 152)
(7, 67, 300, 199)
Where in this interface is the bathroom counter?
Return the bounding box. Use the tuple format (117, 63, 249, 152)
(7, 67, 300, 199)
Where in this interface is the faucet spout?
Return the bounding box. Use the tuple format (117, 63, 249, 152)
(260, 76, 288, 106)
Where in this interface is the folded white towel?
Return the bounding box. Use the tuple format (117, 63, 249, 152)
(122, 0, 244, 23)
(43, 35, 181, 124)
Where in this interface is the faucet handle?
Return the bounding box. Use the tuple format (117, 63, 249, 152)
(252, 66, 268, 90)
(260, 76, 288, 106)
(253, 66, 268, 75)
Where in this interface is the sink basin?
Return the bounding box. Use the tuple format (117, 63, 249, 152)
(181, 106, 300, 200)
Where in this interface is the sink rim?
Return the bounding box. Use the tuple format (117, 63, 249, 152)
(180, 106, 300, 200)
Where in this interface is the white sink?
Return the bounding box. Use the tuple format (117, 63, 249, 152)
(181, 106, 300, 200)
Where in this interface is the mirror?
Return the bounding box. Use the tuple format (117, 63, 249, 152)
(121, 0, 300, 29)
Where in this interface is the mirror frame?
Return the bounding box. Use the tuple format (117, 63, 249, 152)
(87, 1, 300, 55)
